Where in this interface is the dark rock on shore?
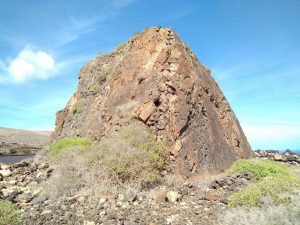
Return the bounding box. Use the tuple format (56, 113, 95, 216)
(254, 150, 300, 164)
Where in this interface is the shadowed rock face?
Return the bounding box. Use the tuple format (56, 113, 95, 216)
(51, 27, 252, 176)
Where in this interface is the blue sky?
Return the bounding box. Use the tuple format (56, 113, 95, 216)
(0, 0, 299, 150)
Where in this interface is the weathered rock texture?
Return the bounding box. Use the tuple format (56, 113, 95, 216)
(51, 27, 252, 175)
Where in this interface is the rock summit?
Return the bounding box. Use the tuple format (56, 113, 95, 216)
(51, 27, 252, 175)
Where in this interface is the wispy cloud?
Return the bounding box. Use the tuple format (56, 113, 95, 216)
(213, 61, 254, 82)
(53, 1, 137, 48)
(53, 16, 102, 48)
(0, 46, 57, 83)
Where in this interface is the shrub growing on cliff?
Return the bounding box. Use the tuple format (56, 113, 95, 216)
(0, 200, 21, 225)
(73, 102, 84, 114)
(88, 122, 167, 185)
(97, 62, 114, 84)
(50, 137, 91, 158)
(115, 42, 127, 51)
(227, 159, 300, 207)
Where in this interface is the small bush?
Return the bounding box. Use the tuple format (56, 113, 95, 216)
(88, 84, 99, 95)
(228, 159, 296, 180)
(0, 200, 21, 225)
(228, 176, 300, 207)
(73, 102, 84, 114)
(96, 62, 114, 84)
(220, 191, 300, 225)
(115, 42, 127, 51)
(50, 137, 91, 158)
(87, 122, 167, 185)
(227, 159, 300, 207)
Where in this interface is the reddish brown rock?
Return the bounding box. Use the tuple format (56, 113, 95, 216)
(52, 27, 252, 175)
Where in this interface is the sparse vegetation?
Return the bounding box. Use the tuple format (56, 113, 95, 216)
(42, 122, 167, 199)
(0, 200, 21, 225)
(88, 84, 99, 95)
(115, 42, 127, 51)
(50, 137, 91, 158)
(97, 62, 114, 84)
(227, 159, 300, 207)
(73, 102, 85, 114)
(88, 122, 167, 185)
(220, 191, 300, 225)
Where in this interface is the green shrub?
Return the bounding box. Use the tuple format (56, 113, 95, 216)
(88, 84, 99, 95)
(228, 159, 296, 180)
(50, 137, 91, 158)
(0, 200, 21, 225)
(220, 191, 300, 225)
(73, 102, 84, 114)
(97, 62, 114, 84)
(228, 176, 300, 207)
(87, 122, 167, 185)
(228, 159, 300, 207)
(115, 42, 127, 51)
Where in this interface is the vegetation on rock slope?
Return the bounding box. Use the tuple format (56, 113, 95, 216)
(0, 200, 21, 225)
(87, 122, 167, 184)
(50, 137, 91, 158)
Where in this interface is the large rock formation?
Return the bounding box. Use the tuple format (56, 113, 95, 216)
(51, 27, 252, 175)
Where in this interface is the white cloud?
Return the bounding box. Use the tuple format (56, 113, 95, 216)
(0, 47, 56, 83)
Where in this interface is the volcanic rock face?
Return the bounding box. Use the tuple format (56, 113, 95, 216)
(51, 27, 252, 175)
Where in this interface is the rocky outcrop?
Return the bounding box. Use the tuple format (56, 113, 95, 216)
(254, 150, 300, 164)
(51, 27, 252, 175)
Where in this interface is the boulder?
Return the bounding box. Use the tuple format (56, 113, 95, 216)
(166, 191, 181, 202)
(0, 169, 12, 177)
(273, 154, 283, 161)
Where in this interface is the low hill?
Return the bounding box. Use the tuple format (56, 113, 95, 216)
(0, 127, 50, 145)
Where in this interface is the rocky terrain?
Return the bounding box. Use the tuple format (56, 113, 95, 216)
(0, 157, 255, 225)
(52, 26, 251, 175)
(0, 127, 50, 155)
(1, 150, 299, 224)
